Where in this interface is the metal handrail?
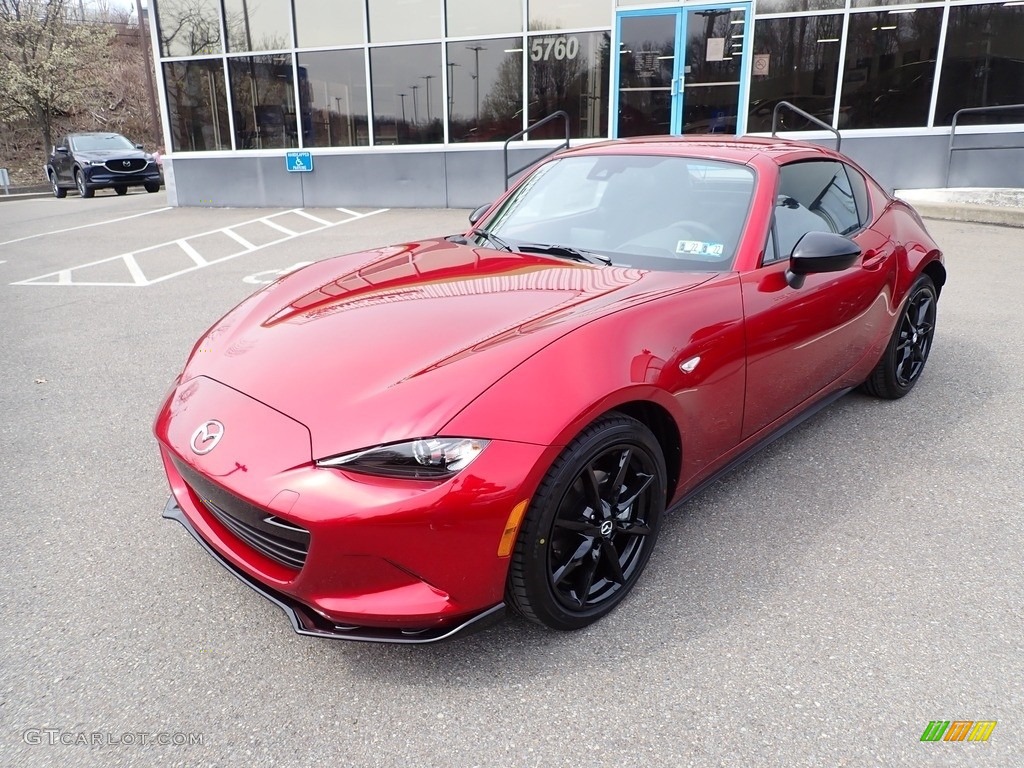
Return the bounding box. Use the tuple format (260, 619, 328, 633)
(771, 101, 841, 151)
(945, 103, 1024, 187)
(503, 110, 570, 190)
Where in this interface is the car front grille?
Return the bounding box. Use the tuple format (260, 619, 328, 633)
(105, 158, 148, 173)
(173, 458, 310, 570)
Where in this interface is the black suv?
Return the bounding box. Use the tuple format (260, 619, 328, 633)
(47, 132, 162, 198)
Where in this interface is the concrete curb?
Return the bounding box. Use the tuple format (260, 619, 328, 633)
(910, 202, 1024, 228)
(0, 191, 52, 203)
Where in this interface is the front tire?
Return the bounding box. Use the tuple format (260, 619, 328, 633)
(862, 274, 937, 399)
(506, 413, 666, 630)
(75, 170, 94, 198)
(50, 172, 67, 198)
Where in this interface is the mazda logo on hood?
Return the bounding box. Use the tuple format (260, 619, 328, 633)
(190, 420, 225, 455)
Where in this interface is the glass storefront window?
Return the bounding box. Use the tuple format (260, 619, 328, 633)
(163, 61, 231, 151)
(748, 15, 843, 132)
(370, 45, 443, 145)
(223, 0, 292, 52)
(935, 4, 1024, 126)
(839, 8, 943, 129)
(529, 0, 608, 32)
(528, 30, 610, 138)
(754, 0, 845, 12)
(447, 39, 523, 142)
(294, 0, 365, 49)
(155, 0, 222, 57)
(228, 56, 299, 149)
(297, 50, 369, 147)
(367, 0, 442, 43)
(446, 0, 522, 37)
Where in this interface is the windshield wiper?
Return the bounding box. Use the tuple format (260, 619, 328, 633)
(470, 228, 514, 253)
(516, 243, 612, 266)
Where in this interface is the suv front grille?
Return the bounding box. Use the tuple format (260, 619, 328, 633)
(173, 458, 310, 570)
(105, 158, 148, 173)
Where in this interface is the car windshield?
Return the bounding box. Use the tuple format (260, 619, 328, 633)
(479, 154, 756, 272)
(71, 134, 136, 151)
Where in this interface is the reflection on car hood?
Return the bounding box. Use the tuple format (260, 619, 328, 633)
(182, 238, 713, 456)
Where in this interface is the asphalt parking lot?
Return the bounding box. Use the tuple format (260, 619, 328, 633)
(1, 191, 1021, 767)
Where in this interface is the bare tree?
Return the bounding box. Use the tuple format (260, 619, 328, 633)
(0, 0, 114, 154)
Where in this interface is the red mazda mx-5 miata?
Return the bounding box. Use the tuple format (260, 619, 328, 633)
(155, 137, 944, 643)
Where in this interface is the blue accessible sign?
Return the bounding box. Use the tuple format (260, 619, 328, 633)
(286, 151, 313, 173)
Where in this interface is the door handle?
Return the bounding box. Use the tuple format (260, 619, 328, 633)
(862, 250, 887, 270)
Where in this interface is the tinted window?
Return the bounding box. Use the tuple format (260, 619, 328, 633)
(839, 9, 943, 129)
(447, 39, 523, 142)
(369, 45, 443, 145)
(155, 0, 222, 57)
(748, 16, 843, 132)
(297, 50, 370, 147)
(845, 164, 871, 226)
(775, 161, 859, 258)
(164, 60, 232, 151)
(527, 31, 610, 139)
(228, 56, 298, 149)
(935, 4, 1024, 126)
(223, 0, 292, 52)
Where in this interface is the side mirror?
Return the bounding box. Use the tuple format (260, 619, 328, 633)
(135, 143, 144, 150)
(785, 231, 861, 289)
(468, 203, 490, 226)
(55, 146, 69, 154)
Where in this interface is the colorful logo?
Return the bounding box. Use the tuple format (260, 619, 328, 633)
(920, 721, 997, 742)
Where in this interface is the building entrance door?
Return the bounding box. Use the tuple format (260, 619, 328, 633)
(614, 4, 751, 138)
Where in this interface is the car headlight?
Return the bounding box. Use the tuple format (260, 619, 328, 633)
(316, 437, 489, 479)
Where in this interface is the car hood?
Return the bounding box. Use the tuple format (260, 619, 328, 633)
(72, 148, 149, 161)
(182, 238, 713, 458)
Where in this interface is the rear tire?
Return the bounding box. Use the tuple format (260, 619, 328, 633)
(114, 185, 128, 196)
(144, 181, 160, 193)
(506, 413, 666, 630)
(861, 274, 937, 399)
(75, 170, 94, 198)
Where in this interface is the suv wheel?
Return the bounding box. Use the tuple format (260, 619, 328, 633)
(75, 170, 94, 198)
(50, 172, 67, 199)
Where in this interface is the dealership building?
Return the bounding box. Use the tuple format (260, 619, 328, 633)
(148, 0, 1024, 208)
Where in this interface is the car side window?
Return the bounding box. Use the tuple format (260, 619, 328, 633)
(844, 164, 871, 227)
(773, 161, 860, 260)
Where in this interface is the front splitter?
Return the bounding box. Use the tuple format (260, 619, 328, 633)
(162, 496, 506, 644)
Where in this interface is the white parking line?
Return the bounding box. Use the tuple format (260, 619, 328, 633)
(12, 208, 388, 287)
(260, 218, 297, 236)
(0, 207, 172, 248)
(292, 210, 332, 226)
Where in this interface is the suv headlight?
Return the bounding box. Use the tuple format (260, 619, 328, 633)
(316, 437, 489, 479)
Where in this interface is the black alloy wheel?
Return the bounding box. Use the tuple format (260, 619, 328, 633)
(507, 413, 666, 630)
(862, 273, 937, 399)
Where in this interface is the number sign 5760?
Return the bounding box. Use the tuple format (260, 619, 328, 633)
(529, 36, 580, 62)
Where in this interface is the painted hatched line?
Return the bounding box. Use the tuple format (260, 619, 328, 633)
(222, 228, 257, 251)
(292, 210, 333, 226)
(260, 217, 298, 236)
(11, 208, 387, 287)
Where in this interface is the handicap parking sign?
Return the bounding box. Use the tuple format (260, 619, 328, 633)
(286, 151, 313, 173)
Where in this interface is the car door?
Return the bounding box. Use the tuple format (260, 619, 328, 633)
(740, 159, 896, 439)
(55, 137, 73, 183)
